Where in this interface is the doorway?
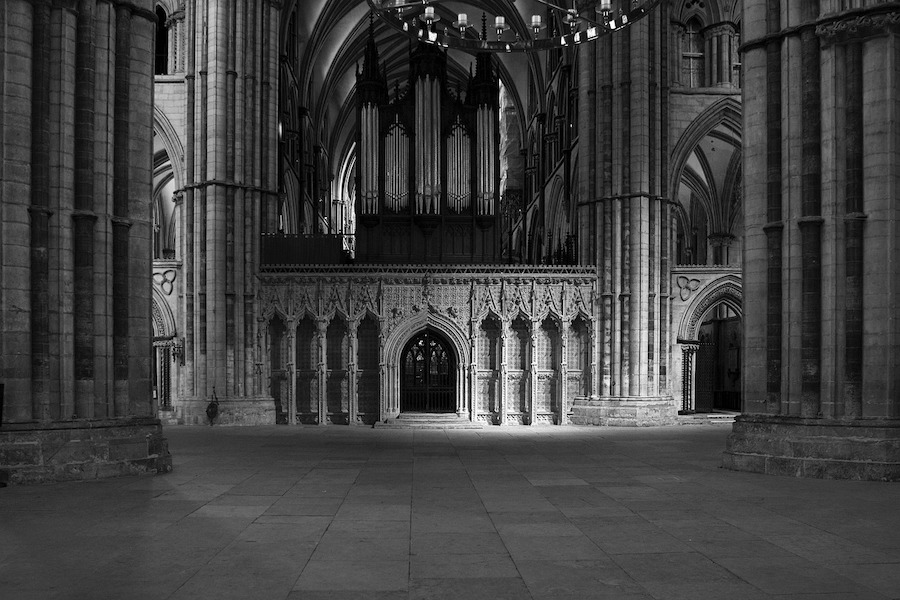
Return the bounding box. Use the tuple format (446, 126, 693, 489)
(695, 304, 741, 412)
(400, 330, 455, 413)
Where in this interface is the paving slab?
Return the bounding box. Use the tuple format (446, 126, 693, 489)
(1, 424, 899, 599)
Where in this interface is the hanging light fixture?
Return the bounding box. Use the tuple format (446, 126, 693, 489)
(367, 0, 662, 53)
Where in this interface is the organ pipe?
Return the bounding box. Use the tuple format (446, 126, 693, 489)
(476, 105, 495, 215)
(356, 43, 498, 226)
(361, 106, 366, 211)
(386, 121, 395, 212)
(415, 75, 441, 214)
(371, 105, 378, 212)
(432, 77, 440, 214)
(415, 82, 423, 212)
(360, 103, 379, 214)
(447, 121, 470, 212)
(385, 118, 408, 211)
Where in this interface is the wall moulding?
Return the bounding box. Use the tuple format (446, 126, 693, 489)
(816, 8, 900, 45)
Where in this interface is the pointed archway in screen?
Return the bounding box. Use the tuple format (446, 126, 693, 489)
(400, 329, 456, 413)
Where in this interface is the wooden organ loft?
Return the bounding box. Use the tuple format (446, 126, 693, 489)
(354, 35, 501, 264)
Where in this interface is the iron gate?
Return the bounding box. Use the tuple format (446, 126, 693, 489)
(400, 330, 455, 412)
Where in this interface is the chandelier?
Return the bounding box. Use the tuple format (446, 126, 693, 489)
(366, 0, 663, 53)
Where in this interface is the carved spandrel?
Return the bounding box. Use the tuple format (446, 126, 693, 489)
(325, 283, 350, 318)
(535, 285, 562, 320)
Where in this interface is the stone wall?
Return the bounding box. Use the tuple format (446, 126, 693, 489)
(177, 0, 281, 420)
(0, 0, 171, 482)
(725, 0, 900, 480)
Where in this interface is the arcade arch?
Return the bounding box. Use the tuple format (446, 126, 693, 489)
(677, 276, 742, 413)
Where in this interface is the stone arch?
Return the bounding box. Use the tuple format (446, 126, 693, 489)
(384, 312, 470, 369)
(382, 311, 471, 418)
(154, 4, 169, 75)
(529, 210, 544, 264)
(153, 107, 184, 190)
(267, 305, 292, 328)
(673, 0, 721, 25)
(154, 0, 179, 15)
(677, 274, 742, 341)
(668, 97, 741, 201)
(533, 301, 564, 328)
(546, 176, 567, 254)
(151, 286, 177, 339)
(151, 285, 179, 413)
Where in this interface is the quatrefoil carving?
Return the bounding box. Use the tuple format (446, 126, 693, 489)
(676, 276, 701, 301)
(153, 269, 177, 295)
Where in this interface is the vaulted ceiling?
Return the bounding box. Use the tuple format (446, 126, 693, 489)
(283, 0, 552, 179)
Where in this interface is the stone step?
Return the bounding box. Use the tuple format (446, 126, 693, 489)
(677, 411, 737, 425)
(375, 413, 484, 429)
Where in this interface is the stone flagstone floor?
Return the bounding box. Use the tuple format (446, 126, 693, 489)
(1, 424, 899, 599)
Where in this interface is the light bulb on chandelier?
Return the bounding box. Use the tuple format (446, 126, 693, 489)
(367, 0, 661, 54)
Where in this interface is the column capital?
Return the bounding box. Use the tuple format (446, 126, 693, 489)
(708, 232, 736, 248)
(703, 22, 737, 37)
(817, 8, 900, 45)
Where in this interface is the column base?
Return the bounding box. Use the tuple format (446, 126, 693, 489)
(178, 396, 276, 425)
(570, 396, 677, 426)
(0, 418, 172, 484)
(723, 414, 900, 481)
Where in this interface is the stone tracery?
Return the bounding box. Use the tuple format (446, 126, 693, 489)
(258, 267, 597, 425)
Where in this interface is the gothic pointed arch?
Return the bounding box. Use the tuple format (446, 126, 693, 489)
(384, 312, 470, 370)
(399, 328, 456, 412)
(152, 106, 184, 189)
(669, 97, 741, 199)
(677, 274, 742, 341)
(151, 286, 177, 340)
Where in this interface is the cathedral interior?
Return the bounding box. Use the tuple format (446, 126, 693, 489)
(2, 0, 900, 492)
(3, 0, 900, 596)
(147, 0, 748, 432)
(2, 0, 900, 479)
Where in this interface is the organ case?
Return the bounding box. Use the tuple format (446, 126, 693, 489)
(355, 40, 500, 264)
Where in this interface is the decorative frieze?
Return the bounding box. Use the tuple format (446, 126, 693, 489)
(817, 9, 900, 45)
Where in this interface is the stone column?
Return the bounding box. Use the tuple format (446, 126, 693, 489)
(0, 0, 170, 483)
(181, 0, 279, 424)
(724, 1, 900, 480)
(708, 233, 736, 266)
(573, 0, 674, 426)
(348, 319, 359, 425)
(255, 317, 267, 397)
(529, 320, 539, 426)
(469, 321, 478, 422)
(315, 316, 327, 425)
(670, 21, 685, 88)
(287, 323, 296, 425)
(166, 6, 185, 74)
(457, 362, 466, 417)
(559, 322, 569, 425)
(498, 319, 509, 426)
(704, 23, 738, 88)
(679, 343, 698, 414)
(589, 316, 599, 397)
(378, 327, 390, 420)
